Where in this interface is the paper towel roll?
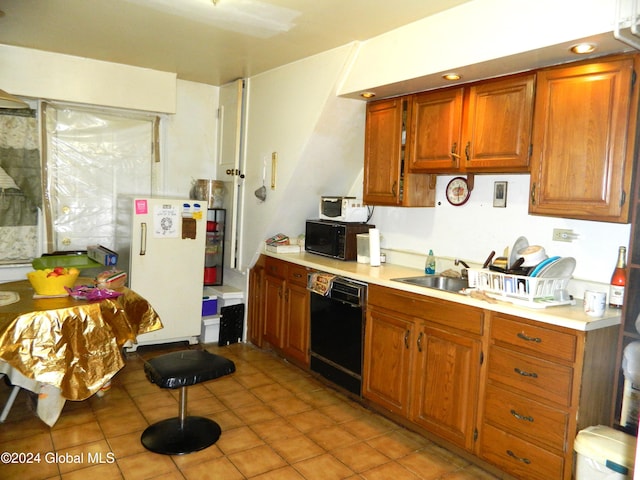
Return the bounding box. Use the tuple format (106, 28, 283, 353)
(369, 228, 380, 267)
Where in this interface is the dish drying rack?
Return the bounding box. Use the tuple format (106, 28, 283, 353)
(466, 268, 575, 308)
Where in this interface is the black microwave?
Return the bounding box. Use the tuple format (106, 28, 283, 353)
(305, 220, 374, 261)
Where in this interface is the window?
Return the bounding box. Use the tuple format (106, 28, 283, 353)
(42, 103, 159, 252)
(0, 102, 160, 266)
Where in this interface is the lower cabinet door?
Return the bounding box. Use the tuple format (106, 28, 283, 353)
(479, 423, 565, 480)
(363, 307, 414, 416)
(283, 283, 310, 365)
(411, 325, 481, 450)
(264, 276, 284, 348)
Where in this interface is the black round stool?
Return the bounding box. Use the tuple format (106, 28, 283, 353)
(140, 349, 236, 455)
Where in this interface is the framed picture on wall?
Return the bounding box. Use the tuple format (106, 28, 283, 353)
(493, 181, 507, 208)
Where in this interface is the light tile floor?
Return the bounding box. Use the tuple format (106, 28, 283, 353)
(0, 343, 500, 480)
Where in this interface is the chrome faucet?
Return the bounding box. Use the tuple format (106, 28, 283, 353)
(454, 259, 470, 278)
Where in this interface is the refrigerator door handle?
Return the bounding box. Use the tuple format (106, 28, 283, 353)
(140, 222, 147, 255)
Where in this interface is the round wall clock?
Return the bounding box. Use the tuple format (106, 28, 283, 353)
(445, 177, 471, 206)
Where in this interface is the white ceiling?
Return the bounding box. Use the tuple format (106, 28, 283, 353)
(0, 0, 474, 86)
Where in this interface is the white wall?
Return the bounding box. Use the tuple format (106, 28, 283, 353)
(340, 0, 626, 98)
(0, 48, 218, 282)
(162, 79, 219, 197)
(368, 174, 630, 284)
(0, 45, 177, 113)
(240, 44, 365, 269)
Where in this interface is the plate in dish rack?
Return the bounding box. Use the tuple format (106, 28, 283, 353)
(509, 236, 529, 269)
(536, 257, 576, 278)
(528, 256, 560, 277)
(0, 291, 20, 306)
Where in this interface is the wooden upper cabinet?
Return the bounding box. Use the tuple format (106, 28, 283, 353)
(464, 74, 535, 172)
(407, 74, 535, 174)
(529, 56, 637, 223)
(364, 97, 435, 207)
(408, 88, 464, 172)
(364, 98, 403, 205)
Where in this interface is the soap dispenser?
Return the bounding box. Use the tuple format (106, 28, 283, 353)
(425, 250, 436, 274)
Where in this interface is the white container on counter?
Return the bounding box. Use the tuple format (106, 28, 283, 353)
(357, 234, 370, 264)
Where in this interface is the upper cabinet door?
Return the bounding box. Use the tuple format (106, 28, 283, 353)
(408, 88, 464, 173)
(529, 57, 637, 223)
(407, 75, 534, 174)
(464, 74, 535, 172)
(363, 97, 403, 205)
(364, 97, 436, 207)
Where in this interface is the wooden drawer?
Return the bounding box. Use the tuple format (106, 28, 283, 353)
(488, 346, 574, 406)
(369, 284, 425, 313)
(480, 423, 565, 480)
(491, 314, 577, 362)
(368, 285, 483, 335)
(483, 384, 568, 451)
(265, 256, 286, 278)
(287, 264, 309, 286)
(423, 299, 483, 335)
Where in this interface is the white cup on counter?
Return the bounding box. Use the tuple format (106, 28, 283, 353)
(583, 290, 606, 317)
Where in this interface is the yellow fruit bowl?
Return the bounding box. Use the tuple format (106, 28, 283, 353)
(27, 269, 80, 296)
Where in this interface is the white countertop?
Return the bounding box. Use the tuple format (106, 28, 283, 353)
(263, 251, 621, 332)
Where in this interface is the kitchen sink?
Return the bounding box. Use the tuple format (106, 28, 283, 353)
(391, 275, 468, 293)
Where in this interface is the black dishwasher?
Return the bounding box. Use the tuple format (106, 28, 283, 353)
(308, 276, 366, 396)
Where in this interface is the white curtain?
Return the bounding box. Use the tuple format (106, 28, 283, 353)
(43, 103, 158, 252)
(0, 108, 40, 263)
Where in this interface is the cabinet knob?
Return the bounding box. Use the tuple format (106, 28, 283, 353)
(417, 332, 424, 352)
(450, 143, 460, 160)
(530, 183, 536, 205)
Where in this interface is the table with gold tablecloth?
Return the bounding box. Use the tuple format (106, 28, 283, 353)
(0, 279, 162, 424)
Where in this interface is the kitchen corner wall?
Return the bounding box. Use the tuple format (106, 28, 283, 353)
(239, 44, 366, 271)
(239, 44, 631, 287)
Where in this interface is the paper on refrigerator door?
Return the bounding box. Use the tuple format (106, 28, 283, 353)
(153, 204, 179, 237)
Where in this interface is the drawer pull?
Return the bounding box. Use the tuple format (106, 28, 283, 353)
(404, 330, 410, 350)
(510, 409, 534, 422)
(506, 450, 531, 465)
(517, 332, 542, 343)
(514, 367, 538, 378)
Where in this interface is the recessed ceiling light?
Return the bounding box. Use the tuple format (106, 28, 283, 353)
(442, 73, 461, 81)
(570, 43, 596, 54)
(360, 92, 376, 99)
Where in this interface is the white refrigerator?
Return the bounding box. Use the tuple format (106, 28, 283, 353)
(116, 196, 206, 350)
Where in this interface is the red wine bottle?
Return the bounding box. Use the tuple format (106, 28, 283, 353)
(609, 246, 627, 309)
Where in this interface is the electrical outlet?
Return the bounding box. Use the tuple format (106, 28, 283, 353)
(552, 228, 574, 242)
